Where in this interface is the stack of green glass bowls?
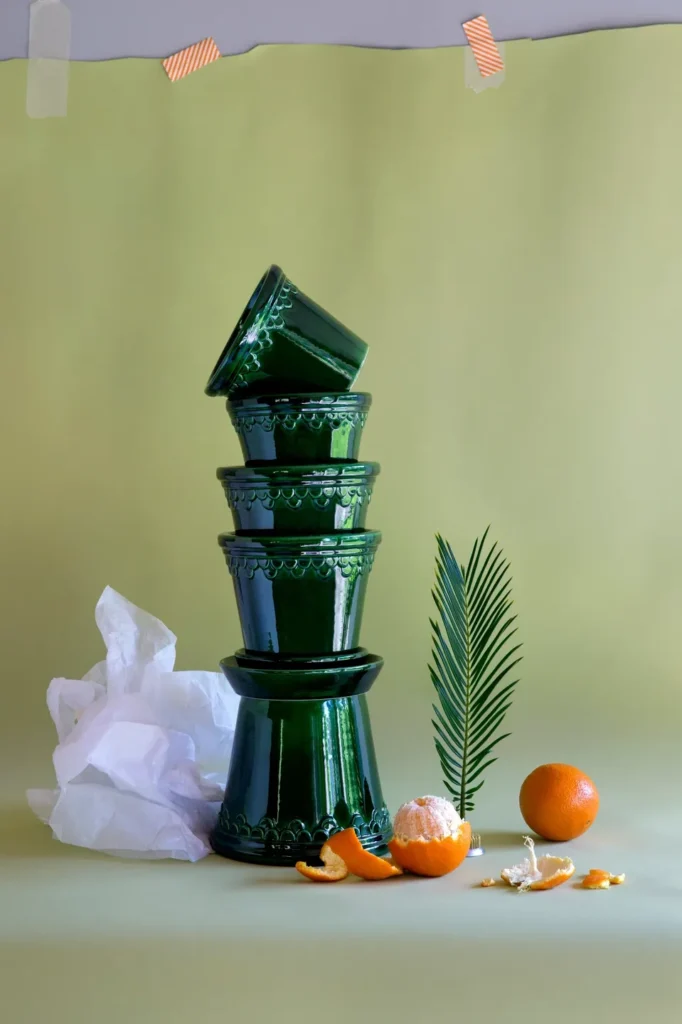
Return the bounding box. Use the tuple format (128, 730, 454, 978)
(205, 266, 392, 865)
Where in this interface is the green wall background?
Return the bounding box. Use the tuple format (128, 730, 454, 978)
(2, 28, 682, 824)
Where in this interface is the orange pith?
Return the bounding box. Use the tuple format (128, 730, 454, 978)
(325, 828, 402, 880)
(388, 822, 472, 877)
(296, 841, 348, 883)
(519, 763, 599, 842)
(500, 835, 575, 891)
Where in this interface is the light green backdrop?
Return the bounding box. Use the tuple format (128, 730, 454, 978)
(3, 26, 682, 1024)
(3, 29, 682, 813)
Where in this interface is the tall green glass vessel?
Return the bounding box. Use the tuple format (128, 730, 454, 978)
(207, 267, 390, 866)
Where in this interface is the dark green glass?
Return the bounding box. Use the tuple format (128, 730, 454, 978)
(228, 392, 372, 464)
(218, 531, 381, 657)
(234, 646, 369, 669)
(217, 462, 379, 533)
(205, 266, 368, 398)
(205, 269, 388, 867)
(221, 652, 383, 700)
(209, 693, 391, 865)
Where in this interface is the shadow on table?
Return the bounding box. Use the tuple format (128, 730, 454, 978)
(474, 828, 523, 849)
(0, 805, 235, 870)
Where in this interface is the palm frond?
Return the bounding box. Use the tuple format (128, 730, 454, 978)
(430, 528, 522, 819)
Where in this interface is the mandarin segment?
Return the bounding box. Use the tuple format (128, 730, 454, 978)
(392, 795, 463, 841)
(519, 763, 599, 842)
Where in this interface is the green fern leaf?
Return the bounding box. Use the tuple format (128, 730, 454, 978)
(430, 528, 522, 819)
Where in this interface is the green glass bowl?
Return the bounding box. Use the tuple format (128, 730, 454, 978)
(227, 392, 372, 464)
(217, 462, 379, 533)
(205, 266, 368, 398)
(218, 531, 381, 657)
(234, 646, 369, 669)
(220, 652, 384, 700)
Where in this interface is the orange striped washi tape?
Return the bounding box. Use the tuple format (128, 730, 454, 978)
(462, 16, 504, 78)
(162, 37, 221, 82)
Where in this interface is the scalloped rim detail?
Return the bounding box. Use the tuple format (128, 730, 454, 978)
(223, 481, 375, 511)
(225, 550, 378, 580)
(216, 806, 392, 844)
(232, 280, 297, 389)
(233, 407, 368, 434)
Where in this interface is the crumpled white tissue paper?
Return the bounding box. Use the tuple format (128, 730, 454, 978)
(27, 586, 239, 861)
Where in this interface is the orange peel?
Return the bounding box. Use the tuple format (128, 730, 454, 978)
(325, 828, 402, 880)
(295, 841, 349, 883)
(582, 872, 610, 890)
(581, 869, 625, 889)
(500, 835, 575, 891)
(387, 795, 471, 877)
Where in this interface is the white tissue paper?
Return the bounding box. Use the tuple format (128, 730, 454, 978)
(27, 586, 239, 861)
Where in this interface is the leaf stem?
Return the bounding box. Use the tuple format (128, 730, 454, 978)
(459, 563, 472, 820)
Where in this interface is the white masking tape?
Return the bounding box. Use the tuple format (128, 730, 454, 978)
(27, 0, 71, 118)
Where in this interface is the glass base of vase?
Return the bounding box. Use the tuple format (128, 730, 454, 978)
(210, 691, 391, 867)
(210, 815, 390, 866)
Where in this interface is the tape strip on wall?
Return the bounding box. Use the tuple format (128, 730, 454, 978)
(27, 0, 71, 118)
(462, 15, 505, 94)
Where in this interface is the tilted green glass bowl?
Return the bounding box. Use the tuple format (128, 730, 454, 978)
(227, 392, 372, 464)
(205, 266, 368, 398)
(217, 462, 380, 533)
(218, 531, 381, 657)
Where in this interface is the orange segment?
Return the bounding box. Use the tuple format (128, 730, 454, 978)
(296, 841, 348, 883)
(388, 821, 471, 877)
(325, 828, 402, 880)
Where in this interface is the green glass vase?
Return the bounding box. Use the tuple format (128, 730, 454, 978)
(218, 462, 380, 533)
(227, 392, 371, 464)
(218, 531, 381, 657)
(209, 690, 391, 865)
(206, 269, 389, 867)
(221, 651, 383, 700)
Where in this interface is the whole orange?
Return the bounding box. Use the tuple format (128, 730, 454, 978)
(519, 763, 599, 841)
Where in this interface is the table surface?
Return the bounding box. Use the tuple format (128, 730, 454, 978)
(3, 792, 682, 1024)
